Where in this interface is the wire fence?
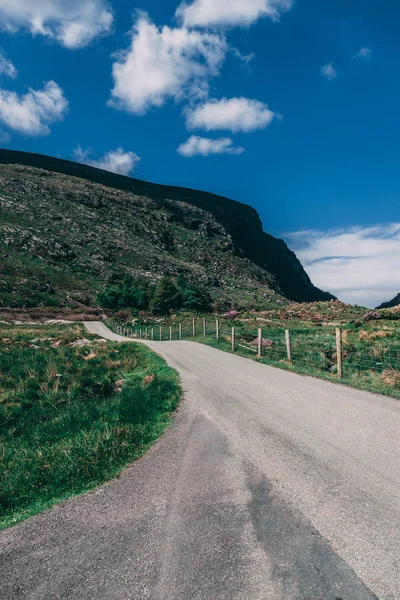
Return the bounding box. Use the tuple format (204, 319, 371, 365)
(112, 318, 400, 385)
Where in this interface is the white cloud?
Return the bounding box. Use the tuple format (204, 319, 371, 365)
(353, 47, 373, 61)
(0, 0, 113, 49)
(177, 135, 244, 157)
(185, 97, 278, 133)
(0, 51, 17, 78)
(176, 0, 293, 29)
(109, 13, 228, 115)
(232, 48, 255, 67)
(0, 81, 68, 136)
(321, 62, 338, 81)
(287, 224, 400, 308)
(73, 146, 141, 176)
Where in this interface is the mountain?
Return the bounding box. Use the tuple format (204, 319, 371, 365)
(376, 294, 400, 309)
(0, 149, 334, 310)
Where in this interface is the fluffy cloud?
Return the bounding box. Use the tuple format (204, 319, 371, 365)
(109, 13, 227, 115)
(321, 62, 338, 81)
(176, 0, 293, 28)
(0, 51, 17, 78)
(0, 0, 113, 49)
(185, 97, 278, 133)
(74, 146, 141, 176)
(353, 47, 373, 61)
(0, 81, 68, 136)
(287, 224, 400, 308)
(177, 135, 244, 157)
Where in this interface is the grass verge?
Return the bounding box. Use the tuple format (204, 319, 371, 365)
(193, 334, 400, 400)
(0, 324, 181, 529)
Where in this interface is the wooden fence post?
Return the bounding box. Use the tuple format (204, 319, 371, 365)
(192, 318, 196, 337)
(336, 327, 343, 378)
(170, 326, 172, 341)
(151, 328, 154, 341)
(216, 319, 219, 341)
(139, 328, 142, 339)
(145, 327, 148, 339)
(159, 326, 163, 341)
(179, 323, 182, 340)
(257, 328, 262, 358)
(285, 330, 292, 363)
(203, 318, 206, 336)
(232, 327, 235, 352)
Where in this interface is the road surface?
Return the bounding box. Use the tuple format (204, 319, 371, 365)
(1, 321, 399, 599)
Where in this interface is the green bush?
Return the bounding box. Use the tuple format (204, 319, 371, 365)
(176, 274, 212, 312)
(150, 276, 180, 315)
(97, 276, 150, 310)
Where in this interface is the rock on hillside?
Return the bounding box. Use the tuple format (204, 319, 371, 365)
(376, 294, 400, 309)
(0, 149, 334, 310)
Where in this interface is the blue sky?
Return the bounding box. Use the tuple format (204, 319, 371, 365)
(0, 0, 399, 306)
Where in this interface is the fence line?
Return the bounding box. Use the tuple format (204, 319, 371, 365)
(112, 317, 400, 382)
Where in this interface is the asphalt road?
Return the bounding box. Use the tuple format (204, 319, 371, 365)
(1, 322, 399, 600)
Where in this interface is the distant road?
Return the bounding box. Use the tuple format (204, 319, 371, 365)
(1, 322, 399, 599)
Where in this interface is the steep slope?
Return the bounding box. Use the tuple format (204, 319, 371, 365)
(0, 149, 334, 309)
(376, 294, 400, 309)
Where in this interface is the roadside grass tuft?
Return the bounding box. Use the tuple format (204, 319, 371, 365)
(0, 324, 181, 529)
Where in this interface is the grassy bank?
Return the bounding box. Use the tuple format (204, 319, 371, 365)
(0, 324, 181, 529)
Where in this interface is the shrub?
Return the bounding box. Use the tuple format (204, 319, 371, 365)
(97, 277, 150, 311)
(150, 276, 180, 315)
(176, 274, 212, 312)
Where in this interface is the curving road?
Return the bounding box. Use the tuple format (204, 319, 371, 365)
(1, 321, 400, 599)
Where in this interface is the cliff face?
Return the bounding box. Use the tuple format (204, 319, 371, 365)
(0, 149, 334, 309)
(376, 294, 400, 309)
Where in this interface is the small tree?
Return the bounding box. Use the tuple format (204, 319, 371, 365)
(97, 276, 149, 310)
(97, 287, 123, 310)
(150, 276, 181, 315)
(176, 275, 212, 312)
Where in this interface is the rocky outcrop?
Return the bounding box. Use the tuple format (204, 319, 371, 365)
(376, 294, 400, 309)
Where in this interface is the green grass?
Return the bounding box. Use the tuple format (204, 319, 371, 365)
(190, 328, 400, 400)
(0, 324, 181, 529)
(195, 335, 400, 397)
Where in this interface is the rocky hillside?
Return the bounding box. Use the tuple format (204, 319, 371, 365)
(376, 294, 400, 309)
(0, 149, 334, 310)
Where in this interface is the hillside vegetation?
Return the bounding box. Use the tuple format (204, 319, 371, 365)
(0, 149, 333, 312)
